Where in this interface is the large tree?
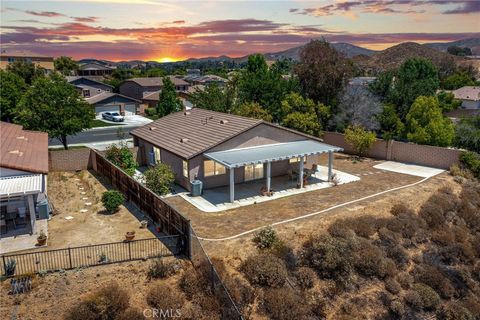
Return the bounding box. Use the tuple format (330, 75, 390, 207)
(294, 39, 353, 106)
(236, 54, 297, 122)
(232, 102, 273, 122)
(280, 92, 329, 136)
(16, 73, 94, 149)
(157, 77, 182, 116)
(405, 96, 455, 147)
(377, 104, 404, 140)
(188, 83, 234, 113)
(54, 56, 79, 76)
(393, 58, 439, 118)
(0, 70, 26, 122)
(441, 71, 475, 90)
(454, 116, 480, 153)
(332, 85, 382, 132)
(6, 60, 45, 85)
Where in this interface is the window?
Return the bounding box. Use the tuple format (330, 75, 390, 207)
(204, 160, 226, 177)
(183, 160, 188, 178)
(7, 57, 15, 63)
(153, 147, 161, 164)
(289, 156, 307, 164)
(83, 89, 90, 97)
(245, 164, 264, 181)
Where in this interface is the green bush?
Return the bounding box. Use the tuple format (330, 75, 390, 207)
(105, 145, 138, 176)
(344, 125, 377, 158)
(101, 190, 125, 214)
(407, 283, 441, 311)
(144, 163, 175, 196)
(66, 282, 130, 320)
(252, 226, 279, 249)
(459, 151, 480, 179)
(144, 108, 157, 116)
(241, 253, 288, 288)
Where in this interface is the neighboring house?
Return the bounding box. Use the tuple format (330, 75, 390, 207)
(178, 85, 205, 110)
(451, 86, 480, 109)
(66, 76, 142, 116)
(78, 62, 115, 77)
(131, 109, 341, 202)
(119, 76, 190, 107)
(0, 50, 54, 71)
(183, 74, 228, 87)
(0, 122, 49, 236)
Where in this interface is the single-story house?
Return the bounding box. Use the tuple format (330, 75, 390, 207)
(119, 76, 190, 107)
(0, 50, 54, 71)
(78, 62, 115, 77)
(451, 86, 480, 109)
(66, 76, 142, 116)
(131, 109, 341, 202)
(183, 74, 228, 87)
(0, 122, 49, 236)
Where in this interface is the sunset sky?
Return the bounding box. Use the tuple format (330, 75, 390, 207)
(1, 0, 479, 62)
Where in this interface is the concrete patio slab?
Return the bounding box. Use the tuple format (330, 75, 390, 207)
(179, 166, 360, 212)
(373, 161, 444, 178)
(0, 219, 48, 254)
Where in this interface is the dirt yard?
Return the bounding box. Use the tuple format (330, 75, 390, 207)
(46, 170, 155, 249)
(0, 257, 189, 320)
(166, 155, 421, 239)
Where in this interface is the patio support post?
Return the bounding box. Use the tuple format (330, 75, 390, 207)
(328, 151, 333, 181)
(27, 195, 36, 231)
(266, 161, 271, 192)
(229, 167, 235, 203)
(299, 156, 304, 188)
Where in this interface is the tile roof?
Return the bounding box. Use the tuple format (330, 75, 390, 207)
(85, 92, 140, 105)
(127, 76, 189, 87)
(452, 86, 480, 101)
(0, 122, 49, 174)
(130, 109, 262, 159)
(142, 91, 160, 101)
(65, 76, 114, 88)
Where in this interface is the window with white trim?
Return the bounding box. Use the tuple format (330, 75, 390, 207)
(289, 156, 307, 164)
(204, 160, 226, 177)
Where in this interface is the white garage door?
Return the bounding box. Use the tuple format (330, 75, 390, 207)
(124, 104, 136, 115)
(96, 105, 120, 116)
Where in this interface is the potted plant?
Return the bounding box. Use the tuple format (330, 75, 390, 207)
(37, 230, 47, 246)
(125, 231, 135, 241)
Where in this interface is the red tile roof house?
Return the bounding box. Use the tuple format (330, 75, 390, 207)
(0, 122, 49, 250)
(130, 109, 342, 204)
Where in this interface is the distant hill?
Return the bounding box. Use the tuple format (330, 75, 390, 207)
(354, 42, 459, 74)
(425, 38, 480, 55)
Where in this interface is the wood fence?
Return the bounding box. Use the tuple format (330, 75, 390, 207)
(90, 150, 191, 257)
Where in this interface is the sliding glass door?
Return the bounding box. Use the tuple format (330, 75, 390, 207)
(245, 163, 264, 181)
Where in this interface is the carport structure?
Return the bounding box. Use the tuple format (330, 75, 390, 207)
(204, 140, 343, 203)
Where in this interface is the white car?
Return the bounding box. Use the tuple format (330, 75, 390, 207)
(102, 112, 124, 122)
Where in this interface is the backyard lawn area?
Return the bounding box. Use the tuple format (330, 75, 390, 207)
(91, 119, 125, 128)
(46, 170, 155, 249)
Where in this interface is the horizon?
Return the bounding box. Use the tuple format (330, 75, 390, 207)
(1, 0, 479, 62)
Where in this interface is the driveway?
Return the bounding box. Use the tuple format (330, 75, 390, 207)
(96, 114, 153, 127)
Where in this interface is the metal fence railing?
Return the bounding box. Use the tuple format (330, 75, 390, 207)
(1, 236, 183, 276)
(190, 227, 244, 320)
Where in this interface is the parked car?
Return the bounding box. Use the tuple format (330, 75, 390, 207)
(102, 112, 124, 122)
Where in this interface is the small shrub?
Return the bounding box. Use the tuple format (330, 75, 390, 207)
(301, 233, 354, 287)
(450, 164, 474, 180)
(147, 259, 178, 279)
(396, 272, 413, 290)
(386, 245, 409, 268)
(390, 203, 415, 216)
(117, 308, 145, 320)
(353, 240, 390, 278)
(144, 108, 157, 116)
(385, 278, 402, 294)
(146, 282, 184, 310)
(389, 299, 405, 317)
(405, 289, 423, 310)
(295, 267, 316, 289)
(327, 219, 355, 239)
(408, 283, 441, 311)
(101, 190, 125, 214)
(105, 144, 138, 176)
(459, 151, 480, 179)
(432, 225, 456, 246)
(252, 226, 279, 249)
(413, 264, 455, 299)
(439, 301, 475, 320)
(179, 266, 211, 299)
(344, 125, 376, 158)
(344, 215, 381, 238)
(419, 202, 446, 229)
(263, 288, 309, 320)
(270, 241, 297, 270)
(144, 163, 175, 196)
(241, 253, 288, 288)
(66, 282, 129, 320)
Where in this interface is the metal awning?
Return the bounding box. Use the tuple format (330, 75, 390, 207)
(0, 174, 44, 197)
(204, 140, 343, 169)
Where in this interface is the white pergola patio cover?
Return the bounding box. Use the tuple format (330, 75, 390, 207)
(204, 140, 343, 203)
(0, 174, 43, 197)
(204, 140, 342, 168)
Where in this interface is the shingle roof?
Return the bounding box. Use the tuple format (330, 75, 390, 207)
(142, 91, 160, 101)
(130, 109, 262, 159)
(0, 122, 49, 174)
(65, 76, 114, 88)
(452, 86, 480, 101)
(85, 92, 140, 105)
(127, 76, 189, 87)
